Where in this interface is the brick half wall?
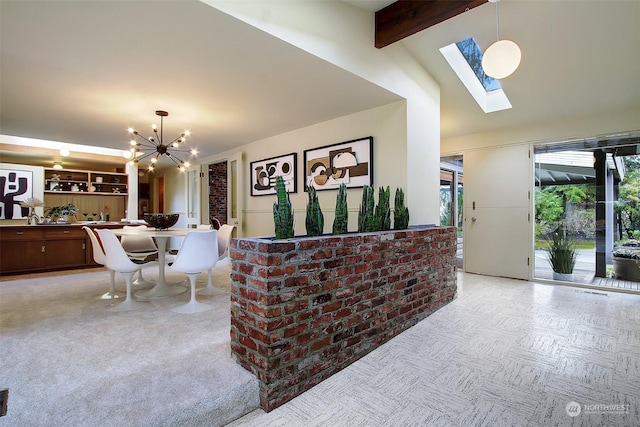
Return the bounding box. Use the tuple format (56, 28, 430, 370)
(229, 226, 457, 411)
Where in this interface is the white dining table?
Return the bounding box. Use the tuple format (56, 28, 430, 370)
(112, 227, 190, 298)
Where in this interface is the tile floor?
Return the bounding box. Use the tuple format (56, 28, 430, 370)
(228, 272, 640, 427)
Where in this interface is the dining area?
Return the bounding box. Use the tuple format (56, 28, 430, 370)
(83, 214, 236, 314)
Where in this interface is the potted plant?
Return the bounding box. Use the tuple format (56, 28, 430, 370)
(545, 225, 577, 281)
(273, 176, 294, 239)
(44, 203, 78, 223)
(612, 239, 640, 281)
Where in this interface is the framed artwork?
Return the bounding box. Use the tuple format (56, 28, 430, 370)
(303, 136, 373, 191)
(0, 168, 33, 220)
(250, 153, 297, 196)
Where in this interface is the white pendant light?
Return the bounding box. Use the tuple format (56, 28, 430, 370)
(482, 0, 521, 79)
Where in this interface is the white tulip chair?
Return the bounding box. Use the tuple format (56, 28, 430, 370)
(197, 223, 235, 295)
(97, 229, 156, 312)
(83, 226, 120, 300)
(120, 225, 158, 287)
(170, 230, 218, 313)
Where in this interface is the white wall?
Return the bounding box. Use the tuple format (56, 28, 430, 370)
(202, 0, 441, 226)
(242, 102, 406, 237)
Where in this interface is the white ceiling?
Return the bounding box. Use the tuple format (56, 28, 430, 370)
(1, 0, 639, 170)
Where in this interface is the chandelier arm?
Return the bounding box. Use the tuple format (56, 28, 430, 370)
(135, 140, 158, 149)
(134, 151, 158, 162)
(166, 154, 185, 168)
(167, 135, 186, 145)
(134, 134, 159, 146)
(164, 148, 192, 154)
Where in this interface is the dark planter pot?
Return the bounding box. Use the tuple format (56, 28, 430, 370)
(612, 256, 640, 281)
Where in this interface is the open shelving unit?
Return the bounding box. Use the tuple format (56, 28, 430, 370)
(45, 169, 128, 195)
(43, 168, 128, 221)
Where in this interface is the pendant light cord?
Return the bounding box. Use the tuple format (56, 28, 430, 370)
(495, 0, 500, 41)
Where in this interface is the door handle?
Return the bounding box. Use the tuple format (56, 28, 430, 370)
(471, 217, 477, 222)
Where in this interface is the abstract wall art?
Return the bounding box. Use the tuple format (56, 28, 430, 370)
(303, 136, 373, 191)
(250, 153, 297, 196)
(0, 168, 33, 220)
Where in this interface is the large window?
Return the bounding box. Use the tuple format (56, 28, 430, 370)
(533, 133, 639, 288)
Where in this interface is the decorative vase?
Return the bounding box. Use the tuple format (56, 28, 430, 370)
(27, 208, 39, 225)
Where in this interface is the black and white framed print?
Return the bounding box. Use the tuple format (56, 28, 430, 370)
(250, 152, 297, 196)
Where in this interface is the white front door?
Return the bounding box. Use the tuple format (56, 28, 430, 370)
(463, 144, 532, 280)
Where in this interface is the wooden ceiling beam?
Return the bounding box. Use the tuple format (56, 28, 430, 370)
(375, 0, 487, 49)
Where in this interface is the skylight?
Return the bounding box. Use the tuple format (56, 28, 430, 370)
(440, 37, 512, 113)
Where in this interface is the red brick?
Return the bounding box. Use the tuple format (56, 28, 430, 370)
(333, 308, 352, 320)
(297, 331, 319, 346)
(247, 252, 271, 265)
(345, 255, 363, 265)
(240, 287, 259, 301)
(311, 248, 333, 260)
(336, 266, 354, 276)
(296, 307, 318, 321)
(270, 265, 297, 277)
(230, 272, 246, 284)
(346, 275, 364, 286)
(354, 263, 369, 273)
(299, 262, 323, 271)
(239, 334, 258, 351)
(311, 313, 333, 328)
(336, 288, 354, 299)
(284, 323, 308, 338)
(285, 300, 311, 315)
(284, 275, 309, 287)
(298, 239, 320, 250)
(322, 301, 342, 313)
(322, 280, 341, 292)
(311, 336, 331, 352)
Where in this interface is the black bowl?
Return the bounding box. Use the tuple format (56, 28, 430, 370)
(144, 213, 179, 230)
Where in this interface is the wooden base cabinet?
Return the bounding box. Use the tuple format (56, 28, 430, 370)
(0, 231, 46, 272)
(0, 226, 88, 275)
(1, 224, 126, 275)
(42, 228, 88, 268)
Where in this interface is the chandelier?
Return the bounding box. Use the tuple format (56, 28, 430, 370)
(127, 110, 196, 172)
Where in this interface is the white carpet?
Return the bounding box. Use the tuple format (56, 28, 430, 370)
(0, 260, 259, 426)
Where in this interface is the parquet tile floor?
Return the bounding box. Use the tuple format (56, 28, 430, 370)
(230, 272, 640, 427)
